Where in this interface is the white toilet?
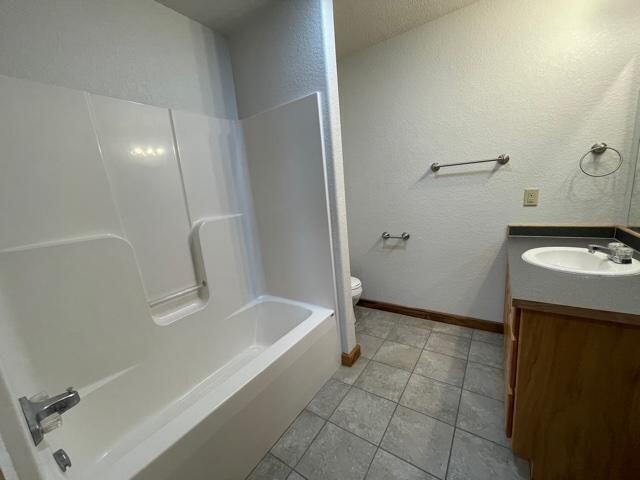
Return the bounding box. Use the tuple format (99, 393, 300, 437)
(350, 276, 363, 305)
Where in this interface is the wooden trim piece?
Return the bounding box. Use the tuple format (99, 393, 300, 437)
(616, 225, 640, 239)
(512, 299, 640, 328)
(341, 344, 361, 366)
(358, 299, 504, 333)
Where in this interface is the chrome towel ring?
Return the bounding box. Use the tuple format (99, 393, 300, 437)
(579, 143, 623, 178)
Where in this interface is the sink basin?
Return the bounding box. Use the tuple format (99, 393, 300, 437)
(522, 247, 640, 276)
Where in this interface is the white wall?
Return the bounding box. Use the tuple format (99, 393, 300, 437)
(0, 0, 237, 118)
(243, 94, 335, 309)
(339, 0, 640, 322)
(228, 0, 357, 352)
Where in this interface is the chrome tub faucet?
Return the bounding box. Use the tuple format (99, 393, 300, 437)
(19, 387, 80, 446)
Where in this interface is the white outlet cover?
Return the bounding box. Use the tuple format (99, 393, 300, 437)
(524, 189, 539, 206)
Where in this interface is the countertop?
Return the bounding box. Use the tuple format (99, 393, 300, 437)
(507, 236, 640, 320)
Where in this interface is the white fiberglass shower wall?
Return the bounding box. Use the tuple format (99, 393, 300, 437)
(0, 72, 338, 479)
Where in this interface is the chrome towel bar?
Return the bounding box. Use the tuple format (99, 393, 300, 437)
(382, 232, 410, 240)
(149, 281, 207, 308)
(431, 154, 510, 172)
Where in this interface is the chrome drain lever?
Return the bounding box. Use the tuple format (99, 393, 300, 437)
(53, 449, 72, 472)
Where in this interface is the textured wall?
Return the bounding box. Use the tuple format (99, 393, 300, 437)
(339, 0, 640, 322)
(228, 0, 356, 352)
(0, 0, 237, 118)
(628, 93, 640, 226)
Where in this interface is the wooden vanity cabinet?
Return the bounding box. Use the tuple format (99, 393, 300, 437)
(504, 274, 640, 479)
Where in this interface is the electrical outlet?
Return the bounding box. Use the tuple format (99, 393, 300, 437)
(524, 189, 539, 206)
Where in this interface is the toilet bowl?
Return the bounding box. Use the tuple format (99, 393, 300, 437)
(350, 276, 362, 305)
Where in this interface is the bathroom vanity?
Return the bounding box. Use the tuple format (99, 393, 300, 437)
(504, 227, 640, 480)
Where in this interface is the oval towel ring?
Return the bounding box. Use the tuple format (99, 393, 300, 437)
(579, 143, 623, 178)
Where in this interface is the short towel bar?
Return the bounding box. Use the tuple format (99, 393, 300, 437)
(431, 154, 510, 172)
(382, 232, 410, 240)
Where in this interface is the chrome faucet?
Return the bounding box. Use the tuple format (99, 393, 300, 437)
(19, 387, 80, 446)
(587, 243, 633, 264)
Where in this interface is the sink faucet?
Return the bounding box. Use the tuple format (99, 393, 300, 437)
(587, 243, 633, 264)
(19, 387, 80, 446)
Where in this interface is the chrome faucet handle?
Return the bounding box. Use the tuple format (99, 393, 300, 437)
(588, 243, 634, 264)
(19, 387, 80, 446)
(609, 243, 634, 264)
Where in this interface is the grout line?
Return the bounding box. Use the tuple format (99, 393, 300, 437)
(362, 448, 378, 479)
(445, 355, 469, 478)
(244, 453, 288, 480)
(460, 386, 504, 403)
(454, 426, 513, 450)
(411, 362, 464, 389)
(350, 383, 400, 406)
(467, 358, 504, 369)
(326, 418, 379, 448)
(287, 379, 357, 473)
(267, 412, 317, 468)
(290, 420, 328, 472)
(378, 445, 445, 478)
(265, 377, 345, 472)
(423, 346, 469, 361)
(367, 355, 419, 374)
(424, 346, 469, 362)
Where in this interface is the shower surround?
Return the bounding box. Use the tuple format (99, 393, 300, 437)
(0, 75, 339, 480)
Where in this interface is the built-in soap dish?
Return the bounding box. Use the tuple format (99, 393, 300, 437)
(149, 281, 209, 325)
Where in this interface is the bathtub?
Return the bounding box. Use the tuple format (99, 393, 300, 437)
(0, 245, 339, 480)
(118, 297, 338, 480)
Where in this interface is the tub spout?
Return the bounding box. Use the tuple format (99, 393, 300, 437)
(19, 387, 80, 446)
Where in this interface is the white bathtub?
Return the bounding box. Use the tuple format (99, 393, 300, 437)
(118, 297, 338, 480)
(0, 279, 338, 480)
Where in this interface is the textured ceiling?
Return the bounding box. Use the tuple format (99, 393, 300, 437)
(156, 0, 480, 57)
(156, 0, 272, 34)
(333, 0, 480, 58)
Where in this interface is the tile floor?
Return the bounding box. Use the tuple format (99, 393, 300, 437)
(246, 307, 530, 480)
